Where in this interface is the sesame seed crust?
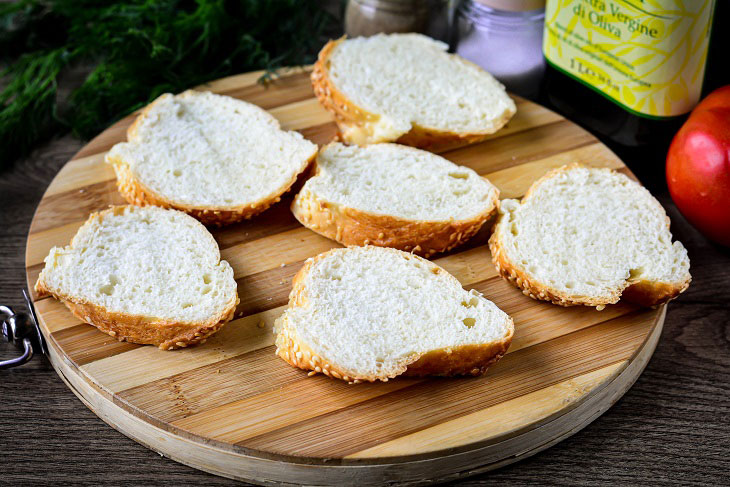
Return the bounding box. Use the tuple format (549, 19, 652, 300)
(290, 147, 500, 258)
(488, 164, 691, 308)
(35, 279, 239, 350)
(272, 247, 514, 383)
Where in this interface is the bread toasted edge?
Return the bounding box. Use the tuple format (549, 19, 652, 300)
(106, 91, 317, 226)
(311, 37, 516, 152)
(274, 247, 514, 383)
(34, 206, 240, 350)
(488, 164, 692, 308)
(292, 178, 498, 258)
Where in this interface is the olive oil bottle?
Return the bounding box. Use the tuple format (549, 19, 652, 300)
(542, 0, 716, 148)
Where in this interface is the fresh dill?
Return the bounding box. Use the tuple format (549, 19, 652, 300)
(0, 0, 334, 166)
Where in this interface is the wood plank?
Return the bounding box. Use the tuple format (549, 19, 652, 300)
(44, 153, 114, 197)
(475, 96, 562, 144)
(116, 346, 306, 425)
(80, 306, 285, 393)
(237, 311, 654, 456)
(26, 221, 86, 269)
(34, 298, 85, 334)
(205, 70, 315, 110)
(487, 143, 623, 199)
(29, 180, 125, 234)
(194, 69, 269, 93)
(347, 361, 625, 458)
(52, 324, 141, 366)
(442, 119, 595, 175)
(173, 374, 422, 444)
(269, 98, 333, 131)
(119, 298, 635, 429)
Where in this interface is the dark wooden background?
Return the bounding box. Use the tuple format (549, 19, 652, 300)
(1, 125, 729, 485)
(2, 2, 730, 476)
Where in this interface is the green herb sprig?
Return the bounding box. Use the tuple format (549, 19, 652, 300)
(0, 0, 334, 166)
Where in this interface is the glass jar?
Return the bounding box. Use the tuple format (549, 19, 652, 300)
(345, 0, 452, 42)
(455, 0, 545, 99)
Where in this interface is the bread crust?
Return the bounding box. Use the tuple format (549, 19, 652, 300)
(274, 248, 514, 383)
(489, 164, 691, 308)
(107, 91, 316, 226)
(34, 206, 240, 350)
(291, 149, 499, 257)
(311, 38, 515, 152)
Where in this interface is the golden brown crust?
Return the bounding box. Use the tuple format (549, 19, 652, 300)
(292, 192, 497, 259)
(621, 278, 691, 308)
(35, 276, 238, 351)
(109, 161, 303, 226)
(107, 92, 316, 227)
(489, 164, 691, 308)
(290, 146, 499, 258)
(311, 38, 515, 152)
(274, 248, 514, 383)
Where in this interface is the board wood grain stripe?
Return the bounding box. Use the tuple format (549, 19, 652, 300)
(487, 142, 623, 199)
(205, 70, 315, 110)
(210, 198, 300, 250)
(80, 306, 286, 392)
(269, 98, 334, 131)
(347, 361, 626, 458)
(44, 153, 114, 197)
(173, 373, 422, 444)
(58, 268, 633, 398)
(442, 119, 595, 175)
(29, 180, 126, 234)
(194, 68, 270, 93)
(117, 297, 636, 427)
(51, 324, 140, 365)
(115, 346, 307, 428)
(236, 311, 654, 456)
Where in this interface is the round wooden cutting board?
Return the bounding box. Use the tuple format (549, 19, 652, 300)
(25, 68, 665, 486)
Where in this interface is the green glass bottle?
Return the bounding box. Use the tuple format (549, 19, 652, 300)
(542, 0, 716, 148)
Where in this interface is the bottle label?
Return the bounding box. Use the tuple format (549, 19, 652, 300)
(543, 0, 715, 118)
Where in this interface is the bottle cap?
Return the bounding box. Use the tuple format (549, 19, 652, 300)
(474, 0, 545, 11)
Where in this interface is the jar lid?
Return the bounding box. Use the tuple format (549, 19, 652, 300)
(473, 0, 545, 11)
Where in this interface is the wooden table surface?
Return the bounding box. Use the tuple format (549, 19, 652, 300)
(1, 132, 728, 486)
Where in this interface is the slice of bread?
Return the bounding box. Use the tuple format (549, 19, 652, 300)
(489, 165, 691, 308)
(312, 34, 516, 151)
(292, 142, 500, 257)
(35, 205, 239, 350)
(274, 246, 514, 383)
(106, 90, 317, 226)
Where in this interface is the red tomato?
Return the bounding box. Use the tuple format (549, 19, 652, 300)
(667, 85, 730, 246)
